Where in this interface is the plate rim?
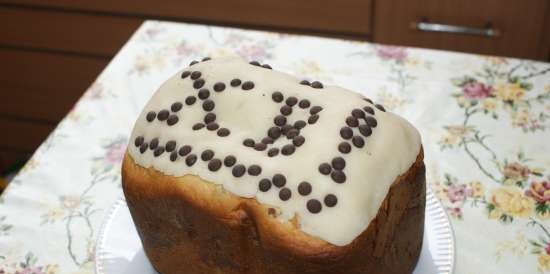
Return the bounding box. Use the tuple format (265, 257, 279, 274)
(95, 187, 455, 274)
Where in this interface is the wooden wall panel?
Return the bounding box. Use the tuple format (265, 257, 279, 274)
(0, 49, 109, 122)
(0, 6, 141, 57)
(1, 0, 373, 36)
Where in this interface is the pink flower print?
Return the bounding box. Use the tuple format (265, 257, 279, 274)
(105, 142, 126, 165)
(447, 184, 472, 203)
(463, 82, 493, 99)
(525, 181, 550, 203)
(376, 45, 408, 62)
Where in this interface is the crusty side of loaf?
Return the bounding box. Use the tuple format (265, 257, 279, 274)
(122, 149, 425, 274)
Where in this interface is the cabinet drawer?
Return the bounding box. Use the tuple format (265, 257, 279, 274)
(0, 49, 109, 122)
(0, 6, 141, 57)
(0, 118, 55, 152)
(373, 0, 548, 59)
(4, 0, 373, 36)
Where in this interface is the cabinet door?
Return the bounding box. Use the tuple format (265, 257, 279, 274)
(373, 0, 548, 60)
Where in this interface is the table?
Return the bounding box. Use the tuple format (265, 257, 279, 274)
(1, 20, 549, 274)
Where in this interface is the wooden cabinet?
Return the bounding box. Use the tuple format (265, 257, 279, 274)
(0, 0, 548, 172)
(373, 0, 549, 60)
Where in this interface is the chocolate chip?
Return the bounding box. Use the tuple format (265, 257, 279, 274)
(185, 96, 196, 105)
(363, 106, 374, 115)
(232, 164, 246, 177)
(217, 128, 230, 137)
(267, 148, 279, 157)
(206, 122, 219, 131)
(171, 102, 183, 112)
(202, 57, 211, 61)
(340, 127, 353, 139)
(213, 82, 226, 92)
(139, 142, 148, 153)
(208, 159, 222, 171)
(221, 156, 235, 168)
(298, 182, 312, 196)
(193, 123, 205, 130)
(261, 137, 274, 144)
(202, 99, 215, 111)
(230, 79, 242, 87)
(170, 151, 178, 161)
(352, 109, 365, 118)
(262, 64, 272, 69)
(259, 179, 271, 192)
(201, 149, 214, 161)
(248, 165, 262, 176)
(310, 106, 323, 115)
(352, 136, 365, 148)
(167, 115, 179, 126)
(193, 79, 205, 89)
(181, 71, 191, 79)
(298, 99, 311, 108)
(274, 115, 287, 126)
(189, 60, 199, 66)
(157, 110, 169, 121)
(364, 98, 373, 104)
(149, 138, 159, 150)
(331, 170, 346, 183)
(242, 81, 254, 90)
(202, 113, 215, 124)
(311, 81, 323, 89)
(190, 71, 202, 80)
(324, 194, 338, 207)
(359, 125, 372, 137)
(134, 136, 144, 147)
(300, 80, 310, 86)
(280, 105, 292, 116)
(254, 142, 267, 151)
(286, 129, 299, 139)
(318, 163, 332, 175)
(338, 142, 351, 153)
(294, 120, 306, 129)
(308, 115, 319, 124)
(272, 91, 284, 103)
(293, 136, 305, 146)
(154, 146, 165, 157)
(365, 116, 377, 128)
(198, 88, 210, 100)
(279, 188, 292, 201)
(346, 116, 359, 127)
(307, 199, 322, 213)
(179, 145, 192, 156)
(272, 174, 286, 187)
(185, 154, 197, 166)
(268, 126, 281, 139)
(165, 140, 176, 152)
(243, 138, 255, 147)
(281, 144, 295, 155)
(146, 111, 156, 122)
(375, 104, 386, 112)
(281, 124, 293, 134)
(332, 157, 346, 170)
(285, 96, 298, 106)
(249, 61, 261, 66)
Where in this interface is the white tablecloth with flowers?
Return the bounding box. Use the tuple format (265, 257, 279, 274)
(1, 20, 549, 274)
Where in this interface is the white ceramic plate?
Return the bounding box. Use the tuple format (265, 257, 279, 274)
(95, 188, 454, 274)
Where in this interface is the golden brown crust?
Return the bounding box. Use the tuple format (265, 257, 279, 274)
(122, 149, 425, 274)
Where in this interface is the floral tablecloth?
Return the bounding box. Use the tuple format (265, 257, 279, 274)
(1, 20, 550, 274)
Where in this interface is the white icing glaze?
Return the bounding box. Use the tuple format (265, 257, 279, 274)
(128, 57, 421, 246)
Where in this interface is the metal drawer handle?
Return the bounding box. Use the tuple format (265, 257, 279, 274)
(411, 19, 500, 37)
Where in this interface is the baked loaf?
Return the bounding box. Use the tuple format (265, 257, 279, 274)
(122, 57, 425, 274)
